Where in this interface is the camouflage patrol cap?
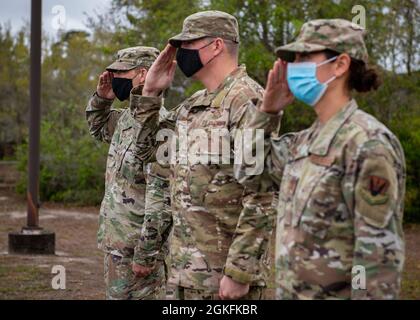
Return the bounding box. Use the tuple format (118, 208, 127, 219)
(169, 10, 240, 48)
(106, 46, 160, 72)
(276, 19, 369, 63)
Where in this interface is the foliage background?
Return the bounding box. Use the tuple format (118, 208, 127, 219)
(0, 0, 419, 220)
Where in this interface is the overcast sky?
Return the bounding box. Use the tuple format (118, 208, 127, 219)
(0, 0, 111, 35)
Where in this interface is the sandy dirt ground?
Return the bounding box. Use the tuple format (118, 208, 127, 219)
(0, 188, 105, 300)
(0, 164, 419, 300)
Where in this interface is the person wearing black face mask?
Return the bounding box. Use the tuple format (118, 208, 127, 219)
(176, 40, 216, 78)
(111, 72, 139, 102)
(86, 47, 174, 301)
(95, 64, 145, 102)
(129, 11, 281, 301)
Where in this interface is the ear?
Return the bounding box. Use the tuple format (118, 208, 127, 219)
(335, 53, 351, 78)
(139, 68, 148, 82)
(214, 38, 225, 55)
(132, 68, 148, 87)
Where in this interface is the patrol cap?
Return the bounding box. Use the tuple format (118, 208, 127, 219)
(169, 10, 240, 48)
(106, 46, 160, 72)
(276, 19, 369, 63)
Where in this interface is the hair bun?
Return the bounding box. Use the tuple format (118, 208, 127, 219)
(349, 61, 382, 93)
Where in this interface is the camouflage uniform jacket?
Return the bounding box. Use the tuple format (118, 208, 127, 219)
(253, 99, 405, 299)
(86, 93, 152, 262)
(129, 66, 279, 291)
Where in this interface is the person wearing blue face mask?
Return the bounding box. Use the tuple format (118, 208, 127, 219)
(236, 19, 406, 299)
(286, 55, 338, 107)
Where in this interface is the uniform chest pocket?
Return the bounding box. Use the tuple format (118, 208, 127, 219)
(204, 171, 244, 208)
(295, 160, 345, 240)
(278, 165, 299, 227)
(194, 117, 230, 165)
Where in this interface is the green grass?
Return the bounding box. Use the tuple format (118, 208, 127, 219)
(402, 272, 420, 300)
(0, 264, 52, 299)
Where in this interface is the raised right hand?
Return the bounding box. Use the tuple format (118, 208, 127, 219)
(96, 71, 116, 100)
(260, 59, 294, 114)
(143, 44, 177, 97)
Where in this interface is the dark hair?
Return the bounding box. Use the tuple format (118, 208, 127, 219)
(323, 49, 381, 92)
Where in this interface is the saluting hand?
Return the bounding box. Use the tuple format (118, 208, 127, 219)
(260, 59, 294, 114)
(96, 71, 116, 100)
(143, 44, 178, 97)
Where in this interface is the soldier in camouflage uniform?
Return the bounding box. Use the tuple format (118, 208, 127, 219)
(86, 46, 170, 300)
(236, 19, 406, 299)
(127, 11, 279, 300)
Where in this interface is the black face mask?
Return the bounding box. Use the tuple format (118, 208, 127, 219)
(176, 41, 215, 78)
(112, 77, 134, 101)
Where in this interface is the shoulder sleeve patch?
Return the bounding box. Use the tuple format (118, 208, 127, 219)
(359, 175, 390, 205)
(355, 154, 399, 229)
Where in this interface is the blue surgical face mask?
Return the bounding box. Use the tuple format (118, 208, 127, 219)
(287, 56, 338, 107)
